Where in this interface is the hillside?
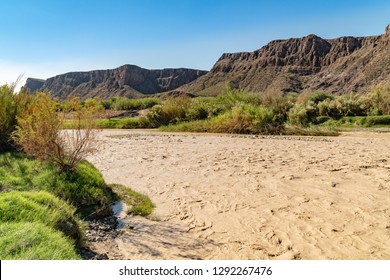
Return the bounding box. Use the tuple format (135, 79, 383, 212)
(24, 64, 208, 100)
(181, 24, 390, 95)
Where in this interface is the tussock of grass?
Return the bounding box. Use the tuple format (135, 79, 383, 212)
(64, 117, 151, 129)
(0, 191, 83, 242)
(0, 222, 80, 260)
(105, 97, 161, 111)
(109, 184, 155, 217)
(283, 125, 340, 136)
(0, 153, 118, 217)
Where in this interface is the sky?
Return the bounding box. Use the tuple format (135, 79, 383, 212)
(1, 0, 390, 89)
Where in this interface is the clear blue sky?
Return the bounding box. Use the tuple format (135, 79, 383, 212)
(1, 0, 389, 87)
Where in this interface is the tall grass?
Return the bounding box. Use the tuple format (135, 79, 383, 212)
(102, 97, 162, 110)
(0, 222, 80, 260)
(109, 184, 155, 217)
(0, 153, 117, 216)
(0, 84, 30, 152)
(0, 191, 83, 242)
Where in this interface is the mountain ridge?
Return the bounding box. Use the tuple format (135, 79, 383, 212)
(180, 24, 390, 95)
(25, 64, 208, 100)
(25, 24, 390, 98)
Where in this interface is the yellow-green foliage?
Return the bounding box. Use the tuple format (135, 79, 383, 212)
(288, 104, 308, 126)
(13, 93, 100, 172)
(0, 222, 80, 260)
(109, 184, 155, 217)
(368, 83, 390, 115)
(13, 92, 62, 162)
(0, 191, 82, 241)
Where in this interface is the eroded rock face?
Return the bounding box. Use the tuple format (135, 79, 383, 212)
(182, 24, 390, 95)
(24, 78, 45, 93)
(24, 65, 208, 100)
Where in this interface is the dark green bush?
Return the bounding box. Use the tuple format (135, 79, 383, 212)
(0, 84, 30, 152)
(367, 115, 390, 125)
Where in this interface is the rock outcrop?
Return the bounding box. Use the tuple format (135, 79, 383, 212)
(181, 24, 390, 95)
(25, 65, 208, 100)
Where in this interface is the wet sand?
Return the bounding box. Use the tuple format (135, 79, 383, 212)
(87, 130, 390, 260)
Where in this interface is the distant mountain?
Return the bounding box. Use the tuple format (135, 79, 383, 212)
(24, 64, 208, 100)
(180, 24, 390, 95)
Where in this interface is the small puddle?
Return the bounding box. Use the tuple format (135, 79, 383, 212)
(112, 201, 127, 229)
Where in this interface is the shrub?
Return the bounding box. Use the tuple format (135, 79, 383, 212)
(111, 97, 161, 111)
(288, 104, 309, 126)
(146, 97, 191, 126)
(13, 93, 99, 172)
(308, 91, 333, 104)
(367, 115, 390, 126)
(0, 84, 30, 152)
(260, 90, 295, 123)
(0, 222, 80, 260)
(335, 93, 369, 117)
(208, 104, 276, 134)
(367, 83, 390, 115)
(83, 97, 104, 112)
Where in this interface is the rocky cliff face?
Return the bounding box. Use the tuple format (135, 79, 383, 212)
(25, 65, 208, 100)
(182, 24, 390, 95)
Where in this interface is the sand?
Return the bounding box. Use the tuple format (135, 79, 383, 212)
(87, 130, 390, 260)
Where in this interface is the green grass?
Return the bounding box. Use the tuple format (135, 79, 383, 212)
(96, 117, 150, 129)
(0, 222, 80, 260)
(320, 115, 390, 128)
(107, 97, 162, 111)
(283, 125, 340, 136)
(0, 191, 83, 242)
(0, 153, 118, 217)
(63, 117, 151, 129)
(109, 184, 155, 217)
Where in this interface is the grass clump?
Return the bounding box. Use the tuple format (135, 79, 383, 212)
(102, 97, 161, 111)
(109, 184, 155, 217)
(0, 153, 118, 217)
(0, 222, 80, 260)
(0, 191, 82, 242)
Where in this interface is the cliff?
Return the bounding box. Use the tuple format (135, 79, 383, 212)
(25, 64, 208, 100)
(181, 24, 390, 95)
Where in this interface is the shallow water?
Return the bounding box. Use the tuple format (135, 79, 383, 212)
(112, 201, 126, 229)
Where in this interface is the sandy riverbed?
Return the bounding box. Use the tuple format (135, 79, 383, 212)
(87, 130, 390, 260)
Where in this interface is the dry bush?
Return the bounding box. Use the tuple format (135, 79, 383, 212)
(13, 93, 100, 172)
(368, 83, 390, 115)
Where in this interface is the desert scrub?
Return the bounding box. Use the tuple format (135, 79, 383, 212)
(162, 104, 279, 134)
(146, 97, 192, 126)
(109, 184, 155, 217)
(0, 191, 83, 242)
(13, 93, 100, 172)
(0, 222, 80, 260)
(0, 153, 117, 217)
(0, 83, 30, 152)
(108, 97, 162, 111)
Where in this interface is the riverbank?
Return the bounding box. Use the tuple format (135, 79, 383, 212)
(88, 129, 390, 259)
